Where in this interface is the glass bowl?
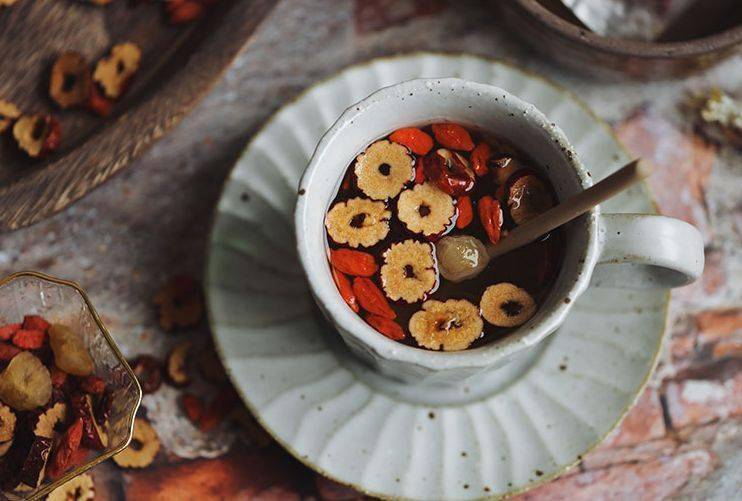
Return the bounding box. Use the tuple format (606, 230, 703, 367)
(0, 271, 142, 500)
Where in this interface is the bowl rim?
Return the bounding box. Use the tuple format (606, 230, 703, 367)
(0, 270, 142, 501)
(512, 0, 742, 57)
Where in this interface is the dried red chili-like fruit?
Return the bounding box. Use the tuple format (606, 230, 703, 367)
(47, 417, 83, 479)
(78, 375, 106, 395)
(154, 275, 204, 331)
(12, 114, 61, 158)
(351, 277, 395, 319)
(198, 387, 238, 433)
(331, 268, 359, 313)
(0, 323, 20, 341)
(364, 314, 405, 341)
(166, 0, 204, 24)
(12, 329, 45, 350)
(478, 196, 503, 245)
(23, 315, 50, 332)
(0, 342, 20, 361)
(87, 84, 114, 117)
(50, 366, 68, 389)
(95, 388, 114, 425)
(71, 393, 108, 451)
(423, 148, 475, 197)
(389, 127, 434, 156)
(129, 355, 162, 394)
(455, 196, 474, 229)
(182, 393, 204, 424)
(470, 142, 491, 177)
(431, 123, 475, 151)
(414, 155, 426, 184)
(329, 248, 378, 277)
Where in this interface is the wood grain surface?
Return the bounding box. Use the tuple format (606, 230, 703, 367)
(0, 0, 275, 231)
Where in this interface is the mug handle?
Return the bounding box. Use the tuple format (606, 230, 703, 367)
(591, 213, 705, 289)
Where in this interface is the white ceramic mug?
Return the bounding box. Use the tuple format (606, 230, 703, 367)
(295, 78, 703, 386)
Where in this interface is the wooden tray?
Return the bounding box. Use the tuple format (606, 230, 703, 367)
(0, 0, 275, 231)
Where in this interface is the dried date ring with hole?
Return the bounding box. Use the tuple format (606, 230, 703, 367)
(423, 148, 475, 197)
(354, 140, 414, 200)
(93, 42, 142, 100)
(397, 182, 455, 237)
(34, 402, 67, 438)
(380, 239, 437, 303)
(166, 341, 192, 387)
(0, 404, 15, 442)
(113, 418, 160, 468)
(408, 299, 483, 351)
(128, 355, 162, 394)
(49, 52, 92, 109)
(0, 100, 20, 133)
(325, 197, 391, 248)
(12, 114, 61, 158)
(46, 473, 95, 501)
(480, 283, 536, 327)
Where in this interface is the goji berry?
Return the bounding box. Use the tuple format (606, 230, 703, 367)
(414, 156, 426, 184)
(352, 277, 395, 320)
(389, 127, 434, 156)
(0, 323, 20, 341)
(330, 248, 378, 277)
(365, 314, 405, 341)
(51, 366, 68, 388)
(199, 387, 238, 432)
(331, 268, 359, 313)
(478, 196, 503, 244)
(87, 85, 113, 117)
(79, 375, 106, 395)
(431, 123, 475, 151)
(47, 418, 83, 479)
(456, 196, 474, 229)
(22, 315, 50, 332)
(182, 393, 204, 424)
(12, 329, 45, 349)
(471, 142, 491, 177)
(0, 342, 20, 361)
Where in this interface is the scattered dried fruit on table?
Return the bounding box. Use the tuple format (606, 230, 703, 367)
(153, 275, 204, 331)
(0, 351, 52, 410)
(49, 52, 92, 109)
(46, 473, 94, 501)
(397, 182, 455, 236)
(364, 314, 405, 341)
(389, 127, 434, 155)
(0, 101, 20, 133)
(507, 174, 552, 225)
(49, 324, 94, 377)
(470, 141, 491, 177)
(78, 375, 105, 395)
(424, 148, 475, 196)
(480, 283, 536, 327)
(478, 195, 503, 244)
(696, 88, 742, 148)
(197, 345, 228, 384)
(354, 140, 414, 200)
(93, 42, 142, 100)
(331, 268, 359, 313)
(435, 235, 489, 283)
(166, 0, 204, 24)
(409, 299, 483, 351)
(431, 123, 475, 151)
(325, 197, 390, 248)
(11, 329, 45, 349)
(380, 239, 437, 303)
(352, 277, 395, 319)
(166, 340, 192, 387)
(0, 323, 20, 341)
(35, 402, 67, 438)
(71, 393, 108, 450)
(455, 195, 473, 229)
(182, 393, 204, 424)
(129, 355, 162, 394)
(113, 418, 159, 468)
(47, 418, 83, 479)
(12, 114, 61, 158)
(0, 404, 15, 442)
(329, 248, 378, 277)
(198, 387, 237, 432)
(18, 436, 53, 489)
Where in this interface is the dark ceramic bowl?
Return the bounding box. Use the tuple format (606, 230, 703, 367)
(501, 0, 742, 80)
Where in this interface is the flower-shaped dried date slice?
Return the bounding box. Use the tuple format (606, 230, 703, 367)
(380, 239, 437, 303)
(355, 140, 414, 200)
(93, 42, 142, 100)
(113, 418, 159, 468)
(409, 299, 483, 351)
(12, 114, 61, 158)
(325, 197, 390, 248)
(480, 283, 536, 327)
(397, 182, 455, 237)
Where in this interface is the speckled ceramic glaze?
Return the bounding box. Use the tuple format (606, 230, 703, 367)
(207, 53, 684, 499)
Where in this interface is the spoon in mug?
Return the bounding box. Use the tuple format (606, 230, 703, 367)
(437, 159, 652, 282)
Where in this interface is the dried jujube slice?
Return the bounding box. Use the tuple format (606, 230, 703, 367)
(0, 100, 20, 133)
(129, 355, 162, 394)
(409, 299, 483, 351)
(380, 239, 437, 303)
(34, 402, 67, 438)
(0, 404, 16, 442)
(154, 275, 204, 332)
(507, 174, 553, 225)
(93, 42, 142, 100)
(355, 140, 414, 200)
(47, 473, 95, 501)
(325, 197, 390, 248)
(0, 351, 52, 410)
(49, 52, 92, 109)
(49, 324, 94, 377)
(397, 182, 455, 236)
(113, 418, 160, 468)
(166, 340, 192, 387)
(480, 283, 536, 327)
(12, 114, 61, 158)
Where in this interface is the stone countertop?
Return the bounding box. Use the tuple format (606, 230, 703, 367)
(1, 0, 740, 498)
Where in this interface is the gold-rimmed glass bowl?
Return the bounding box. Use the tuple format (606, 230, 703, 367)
(0, 272, 142, 500)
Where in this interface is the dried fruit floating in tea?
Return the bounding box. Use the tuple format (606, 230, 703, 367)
(324, 123, 564, 351)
